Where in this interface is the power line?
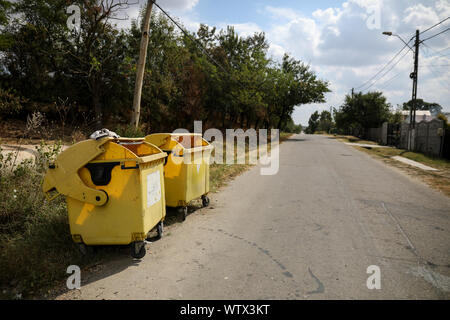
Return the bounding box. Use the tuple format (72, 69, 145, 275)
(151, 0, 228, 75)
(152, 0, 268, 100)
(421, 42, 450, 58)
(433, 45, 450, 54)
(419, 46, 450, 89)
(377, 70, 407, 91)
(361, 47, 411, 93)
(420, 64, 450, 67)
(354, 40, 412, 91)
(420, 16, 450, 35)
(421, 27, 450, 43)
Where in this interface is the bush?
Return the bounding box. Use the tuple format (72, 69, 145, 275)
(0, 141, 101, 299)
(0, 88, 26, 118)
(114, 123, 148, 138)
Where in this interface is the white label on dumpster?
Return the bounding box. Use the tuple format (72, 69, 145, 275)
(147, 171, 161, 207)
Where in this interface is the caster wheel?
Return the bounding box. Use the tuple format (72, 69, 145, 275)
(179, 206, 188, 221)
(77, 243, 93, 256)
(201, 195, 210, 207)
(155, 221, 164, 240)
(131, 241, 146, 259)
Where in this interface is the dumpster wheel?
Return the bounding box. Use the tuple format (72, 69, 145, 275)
(131, 241, 146, 259)
(201, 195, 210, 208)
(155, 221, 164, 240)
(179, 206, 188, 221)
(77, 243, 93, 257)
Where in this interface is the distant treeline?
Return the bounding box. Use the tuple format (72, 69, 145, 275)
(0, 0, 330, 133)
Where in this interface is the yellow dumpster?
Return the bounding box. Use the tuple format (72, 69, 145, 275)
(144, 133, 213, 220)
(42, 137, 167, 258)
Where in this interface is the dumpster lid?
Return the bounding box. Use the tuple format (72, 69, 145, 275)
(145, 133, 208, 151)
(42, 137, 167, 206)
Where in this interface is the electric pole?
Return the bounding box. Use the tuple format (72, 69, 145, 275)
(409, 29, 420, 150)
(131, 1, 153, 129)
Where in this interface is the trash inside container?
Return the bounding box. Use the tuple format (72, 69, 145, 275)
(144, 133, 213, 220)
(42, 137, 167, 258)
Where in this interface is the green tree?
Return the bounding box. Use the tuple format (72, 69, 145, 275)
(318, 110, 333, 133)
(335, 91, 391, 136)
(388, 110, 403, 124)
(284, 117, 302, 133)
(0, 1, 330, 134)
(0, 0, 11, 25)
(276, 54, 330, 129)
(307, 111, 320, 134)
(402, 99, 442, 115)
(437, 113, 449, 129)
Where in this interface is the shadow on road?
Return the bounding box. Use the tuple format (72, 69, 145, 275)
(52, 203, 207, 299)
(284, 138, 307, 142)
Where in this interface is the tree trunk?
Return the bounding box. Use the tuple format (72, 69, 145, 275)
(92, 80, 102, 130)
(131, 1, 153, 129)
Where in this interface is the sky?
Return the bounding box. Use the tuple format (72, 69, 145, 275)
(118, 0, 450, 126)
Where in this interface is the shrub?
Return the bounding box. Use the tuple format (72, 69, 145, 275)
(0, 88, 26, 117)
(0, 141, 94, 299)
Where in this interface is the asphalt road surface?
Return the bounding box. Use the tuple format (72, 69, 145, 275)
(58, 134, 450, 299)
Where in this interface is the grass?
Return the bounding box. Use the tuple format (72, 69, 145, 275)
(208, 132, 293, 193)
(0, 132, 293, 299)
(332, 135, 450, 197)
(0, 142, 105, 299)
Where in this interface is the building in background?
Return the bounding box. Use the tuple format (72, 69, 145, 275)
(401, 110, 433, 123)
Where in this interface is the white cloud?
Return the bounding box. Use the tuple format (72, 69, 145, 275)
(263, 0, 450, 125)
(265, 6, 300, 21)
(403, 4, 440, 30)
(223, 22, 262, 38)
(312, 7, 342, 25)
(113, 0, 200, 30)
(156, 0, 199, 11)
(116, 0, 450, 125)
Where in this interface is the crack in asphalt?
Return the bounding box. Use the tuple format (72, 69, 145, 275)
(381, 202, 448, 297)
(199, 227, 294, 279)
(306, 268, 325, 295)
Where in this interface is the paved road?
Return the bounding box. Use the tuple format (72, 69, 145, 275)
(58, 134, 450, 299)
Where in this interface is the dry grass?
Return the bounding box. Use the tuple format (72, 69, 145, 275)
(0, 131, 293, 299)
(209, 132, 292, 193)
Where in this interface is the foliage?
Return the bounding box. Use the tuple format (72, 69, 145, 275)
(318, 110, 333, 133)
(284, 118, 302, 134)
(0, 0, 11, 26)
(388, 110, 403, 124)
(0, 88, 26, 117)
(306, 111, 320, 134)
(0, 1, 330, 132)
(437, 113, 449, 129)
(402, 99, 442, 116)
(334, 91, 391, 136)
(0, 141, 75, 298)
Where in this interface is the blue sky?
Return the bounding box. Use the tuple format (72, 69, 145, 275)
(122, 0, 450, 126)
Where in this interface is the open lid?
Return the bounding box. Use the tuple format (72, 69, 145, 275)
(145, 133, 210, 152)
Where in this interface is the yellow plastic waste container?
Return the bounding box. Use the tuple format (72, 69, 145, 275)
(144, 133, 213, 220)
(42, 137, 167, 258)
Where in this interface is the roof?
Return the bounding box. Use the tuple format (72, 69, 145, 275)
(401, 110, 432, 116)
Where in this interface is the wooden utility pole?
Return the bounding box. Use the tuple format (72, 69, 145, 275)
(131, 1, 153, 129)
